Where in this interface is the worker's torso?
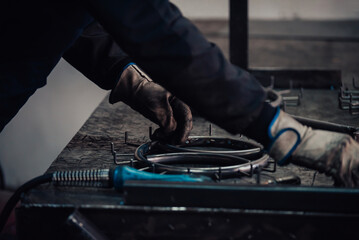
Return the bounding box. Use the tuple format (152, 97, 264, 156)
(0, 0, 93, 96)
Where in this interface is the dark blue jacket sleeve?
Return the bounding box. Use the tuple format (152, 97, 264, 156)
(83, 0, 267, 134)
(1, 0, 93, 132)
(63, 21, 131, 90)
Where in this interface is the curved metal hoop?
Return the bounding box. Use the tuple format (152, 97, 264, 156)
(159, 136, 262, 157)
(135, 136, 271, 178)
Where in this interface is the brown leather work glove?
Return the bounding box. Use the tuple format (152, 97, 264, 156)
(109, 64, 192, 144)
(268, 109, 359, 187)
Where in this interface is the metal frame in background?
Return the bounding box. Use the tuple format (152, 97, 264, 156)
(229, 0, 342, 89)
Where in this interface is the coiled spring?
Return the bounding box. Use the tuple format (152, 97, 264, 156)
(52, 169, 111, 188)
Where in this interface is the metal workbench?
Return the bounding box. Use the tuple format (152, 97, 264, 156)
(14, 2, 359, 238)
(16, 86, 359, 239)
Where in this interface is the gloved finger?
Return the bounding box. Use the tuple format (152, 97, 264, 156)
(150, 127, 176, 143)
(149, 88, 177, 135)
(150, 98, 192, 145)
(170, 97, 193, 144)
(335, 137, 359, 187)
(135, 83, 178, 134)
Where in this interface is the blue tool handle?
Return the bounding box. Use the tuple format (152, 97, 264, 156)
(112, 166, 210, 190)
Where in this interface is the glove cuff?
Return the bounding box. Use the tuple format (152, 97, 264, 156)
(122, 62, 136, 73)
(109, 62, 136, 104)
(109, 63, 152, 104)
(267, 109, 306, 165)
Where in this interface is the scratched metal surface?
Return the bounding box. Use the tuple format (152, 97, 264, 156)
(45, 93, 334, 187)
(23, 19, 359, 205)
(24, 89, 352, 205)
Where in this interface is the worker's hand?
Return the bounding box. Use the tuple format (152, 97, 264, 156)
(268, 109, 359, 187)
(109, 64, 192, 144)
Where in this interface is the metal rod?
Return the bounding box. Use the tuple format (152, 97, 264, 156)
(262, 159, 277, 173)
(289, 80, 293, 90)
(116, 153, 134, 156)
(270, 76, 275, 89)
(114, 160, 138, 165)
(149, 127, 152, 139)
(291, 115, 359, 137)
(229, 0, 248, 69)
(138, 167, 150, 171)
(256, 166, 262, 184)
(66, 210, 110, 240)
(113, 153, 117, 164)
(282, 96, 300, 101)
(340, 87, 359, 96)
(311, 171, 318, 186)
(353, 77, 359, 89)
(110, 142, 115, 154)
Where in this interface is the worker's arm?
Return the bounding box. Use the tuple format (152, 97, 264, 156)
(63, 21, 131, 90)
(63, 21, 192, 144)
(81, 0, 359, 187)
(83, 0, 267, 134)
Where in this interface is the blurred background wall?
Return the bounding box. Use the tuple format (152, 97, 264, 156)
(1, 0, 359, 189)
(172, 0, 359, 20)
(0, 60, 107, 189)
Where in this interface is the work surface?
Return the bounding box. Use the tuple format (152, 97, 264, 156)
(17, 19, 359, 239)
(22, 88, 359, 206)
(18, 89, 359, 240)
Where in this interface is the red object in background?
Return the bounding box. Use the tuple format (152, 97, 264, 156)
(0, 190, 17, 238)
